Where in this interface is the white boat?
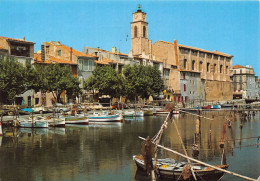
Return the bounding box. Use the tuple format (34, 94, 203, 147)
(88, 111, 123, 122)
(135, 110, 144, 117)
(64, 115, 89, 125)
(123, 110, 135, 117)
(18, 116, 48, 128)
(48, 117, 66, 127)
(153, 110, 179, 115)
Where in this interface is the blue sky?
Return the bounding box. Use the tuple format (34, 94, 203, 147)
(0, 0, 259, 76)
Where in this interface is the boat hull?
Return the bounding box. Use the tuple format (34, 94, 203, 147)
(133, 155, 228, 180)
(48, 118, 66, 127)
(88, 114, 122, 122)
(19, 121, 48, 128)
(65, 116, 89, 125)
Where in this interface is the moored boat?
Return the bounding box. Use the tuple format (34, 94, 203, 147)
(48, 117, 66, 127)
(211, 105, 221, 109)
(18, 117, 48, 128)
(202, 105, 211, 109)
(133, 155, 229, 180)
(65, 115, 89, 125)
(153, 110, 179, 115)
(88, 111, 122, 122)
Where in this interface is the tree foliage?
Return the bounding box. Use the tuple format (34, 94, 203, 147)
(123, 65, 164, 99)
(0, 58, 27, 104)
(84, 66, 125, 98)
(33, 64, 80, 103)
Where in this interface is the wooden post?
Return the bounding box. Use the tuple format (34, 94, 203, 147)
(0, 115, 3, 136)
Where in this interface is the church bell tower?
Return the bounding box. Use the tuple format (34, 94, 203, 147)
(131, 5, 151, 56)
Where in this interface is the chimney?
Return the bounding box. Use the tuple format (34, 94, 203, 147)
(23, 36, 25, 41)
(70, 47, 72, 62)
(41, 45, 45, 62)
(112, 47, 117, 53)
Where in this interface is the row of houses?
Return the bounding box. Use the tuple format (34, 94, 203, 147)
(0, 7, 259, 107)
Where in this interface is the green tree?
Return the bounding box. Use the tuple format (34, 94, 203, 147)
(0, 57, 27, 104)
(123, 65, 164, 99)
(32, 64, 80, 103)
(84, 66, 125, 99)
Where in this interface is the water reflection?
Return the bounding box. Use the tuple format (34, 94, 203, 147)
(0, 111, 259, 181)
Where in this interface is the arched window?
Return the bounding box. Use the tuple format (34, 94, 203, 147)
(220, 65, 223, 73)
(192, 60, 195, 70)
(143, 26, 146, 38)
(134, 26, 137, 38)
(207, 63, 210, 72)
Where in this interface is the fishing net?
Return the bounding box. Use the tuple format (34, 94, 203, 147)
(164, 103, 175, 112)
(141, 136, 155, 176)
(181, 164, 192, 180)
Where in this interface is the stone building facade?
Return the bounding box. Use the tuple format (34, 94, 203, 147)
(0, 36, 35, 106)
(130, 7, 234, 102)
(232, 65, 259, 99)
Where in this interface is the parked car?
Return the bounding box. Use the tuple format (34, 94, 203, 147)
(111, 102, 127, 110)
(32, 106, 50, 114)
(53, 103, 70, 113)
(82, 102, 104, 110)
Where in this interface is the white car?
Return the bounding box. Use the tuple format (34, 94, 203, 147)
(53, 103, 70, 113)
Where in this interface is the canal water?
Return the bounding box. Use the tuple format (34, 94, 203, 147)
(0, 111, 259, 181)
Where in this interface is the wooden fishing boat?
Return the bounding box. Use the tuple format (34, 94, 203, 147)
(88, 111, 123, 122)
(133, 155, 229, 180)
(202, 105, 211, 109)
(65, 115, 89, 125)
(153, 110, 179, 115)
(18, 117, 48, 128)
(48, 117, 66, 127)
(123, 110, 135, 117)
(211, 105, 221, 109)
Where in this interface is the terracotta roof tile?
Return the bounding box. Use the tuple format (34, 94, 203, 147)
(87, 47, 128, 56)
(34, 53, 76, 65)
(102, 57, 117, 64)
(49, 56, 77, 65)
(155, 40, 233, 58)
(95, 60, 109, 65)
(46, 42, 96, 58)
(0, 36, 35, 44)
(233, 65, 246, 69)
(34, 53, 52, 64)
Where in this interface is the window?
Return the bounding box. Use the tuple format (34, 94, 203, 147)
(134, 26, 137, 38)
(163, 69, 169, 79)
(46, 46, 49, 55)
(183, 73, 186, 80)
(192, 60, 195, 70)
(207, 54, 212, 59)
(185, 96, 188, 102)
(213, 55, 218, 60)
(57, 50, 61, 56)
(226, 66, 228, 74)
(199, 61, 203, 71)
(79, 59, 94, 71)
(143, 26, 146, 38)
(220, 65, 223, 73)
(220, 56, 224, 60)
(214, 64, 216, 73)
(207, 63, 210, 72)
(184, 84, 186, 92)
(184, 59, 187, 69)
(199, 52, 205, 57)
(192, 51, 197, 56)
